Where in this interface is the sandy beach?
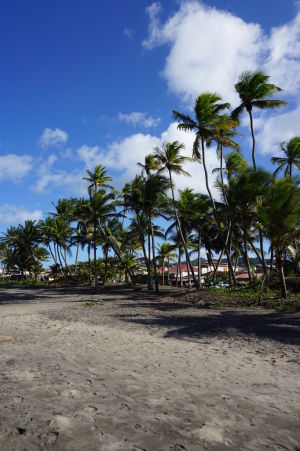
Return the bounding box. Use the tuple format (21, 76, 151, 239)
(0, 286, 300, 450)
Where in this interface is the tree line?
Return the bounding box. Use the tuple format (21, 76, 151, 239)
(0, 71, 299, 298)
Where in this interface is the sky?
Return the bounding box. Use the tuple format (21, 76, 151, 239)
(1, 0, 300, 234)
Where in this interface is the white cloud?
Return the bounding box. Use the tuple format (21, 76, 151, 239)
(265, 12, 300, 95)
(77, 145, 103, 168)
(39, 128, 68, 149)
(33, 154, 85, 194)
(255, 105, 300, 155)
(76, 123, 220, 197)
(143, 2, 300, 106)
(0, 154, 33, 182)
(118, 112, 161, 128)
(0, 205, 43, 224)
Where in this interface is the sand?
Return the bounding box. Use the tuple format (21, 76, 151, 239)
(0, 286, 300, 451)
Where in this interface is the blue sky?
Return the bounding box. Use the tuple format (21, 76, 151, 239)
(0, 0, 299, 234)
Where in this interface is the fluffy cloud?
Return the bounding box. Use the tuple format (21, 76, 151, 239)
(39, 128, 68, 149)
(33, 154, 85, 194)
(0, 205, 43, 224)
(255, 106, 300, 155)
(118, 112, 161, 128)
(143, 2, 300, 106)
(76, 123, 220, 197)
(77, 145, 103, 168)
(0, 154, 33, 182)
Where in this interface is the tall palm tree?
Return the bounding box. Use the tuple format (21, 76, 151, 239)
(210, 114, 240, 203)
(232, 71, 286, 170)
(143, 173, 170, 292)
(272, 137, 300, 177)
(173, 92, 236, 283)
(81, 189, 117, 290)
(153, 141, 199, 288)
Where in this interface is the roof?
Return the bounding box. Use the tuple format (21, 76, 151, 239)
(169, 264, 199, 273)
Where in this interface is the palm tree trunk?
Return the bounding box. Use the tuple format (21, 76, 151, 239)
(276, 250, 287, 298)
(200, 137, 236, 284)
(93, 223, 98, 291)
(248, 109, 256, 171)
(149, 215, 159, 292)
(175, 254, 179, 287)
(57, 245, 67, 283)
(88, 243, 92, 285)
(98, 220, 135, 286)
(162, 260, 165, 286)
(219, 143, 228, 205)
(270, 243, 274, 280)
(168, 172, 199, 289)
(74, 241, 80, 277)
(243, 227, 253, 284)
(213, 249, 224, 284)
(198, 234, 202, 288)
(48, 244, 57, 287)
(186, 251, 191, 288)
(167, 258, 170, 285)
(103, 247, 108, 286)
(179, 253, 182, 288)
(136, 213, 153, 290)
(259, 231, 268, 277)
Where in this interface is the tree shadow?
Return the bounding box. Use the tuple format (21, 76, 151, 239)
(115, 309, 300, 345)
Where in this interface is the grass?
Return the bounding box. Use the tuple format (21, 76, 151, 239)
(85, 301, 104, 307)
(181, 283, 300, 312)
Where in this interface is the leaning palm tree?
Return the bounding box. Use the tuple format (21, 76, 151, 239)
(153, 141, 199, 288)
(232, 71, 286, 170)
(173, 92, 236, 283)
(272, 137, 300, 177)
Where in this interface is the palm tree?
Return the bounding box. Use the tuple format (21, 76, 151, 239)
(258, 177, 300, 298)
(156, 242, 177, 285)
(153, 141, 199, 288)
(81, 188, 117, 290)
(232, 71, 286, 170)
(143, 173, 170, 292)
(226, 167, 271, 282)
(210, 114, 240, 203)
(272, 137, 300, 177)
(83, 165, 113, 194)
(173, 92, 236, 283)
(137, 154, 160, 178)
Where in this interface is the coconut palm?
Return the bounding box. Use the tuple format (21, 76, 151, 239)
(210, 114, 240, 203)
(232, 71, 286, 170)
(258, 177, 300, 298)
(83, 165, 113, 194)
(80, 188, 117, 290)
(272, 137, 300, 177)
(153, 141, 199, 288)
(156, 242, 177, 285)
(142, 173, 170, 292)
(137, 153, 160, 178)
(173, 92, 236, 283)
